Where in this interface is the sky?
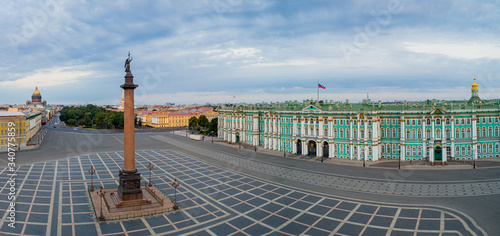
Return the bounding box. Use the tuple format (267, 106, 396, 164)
(1, 0, 499, 106)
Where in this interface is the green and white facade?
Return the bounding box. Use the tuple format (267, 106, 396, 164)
(218, 79, 500, 163)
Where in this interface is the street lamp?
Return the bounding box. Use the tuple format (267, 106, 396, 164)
(473, 157, 476, 169)
(171, 178, 180, 210)
(88, 165, 95, 191)
(97, 185, 105, 221)
(147, 162, 154, 187)
(398, 148, 401, 169)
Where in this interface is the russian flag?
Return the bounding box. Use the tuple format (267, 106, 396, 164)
(318, 83, 326, 89)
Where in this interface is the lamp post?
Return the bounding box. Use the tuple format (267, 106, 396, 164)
(363, 153, 365, 167)
(147, 162, 154, 187)
(171, 178, 180, 210)
(97, 185, 105, 221)
(88, 165, 95, 192)
(398, 148, 401, 169)
(473, 158, 476, 169)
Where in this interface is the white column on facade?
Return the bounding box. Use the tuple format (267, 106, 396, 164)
(302, 140, 307, 155)
(350, 144, 354, 160)
(317, 144, 322, 157)
(400, 144, 405, 161)
(364, 120, 368, 142)
(329, 142, 334, 157)
(328, 117, 333, 139)
(300, 117, 305, 137)
(293, 116, 298, 136)
(431, 117, 435, 139)
(400, 116, 405, 161)
(451, 116, 455, 158)
(364, 144, 368, 160)
(472, 116, 478, 160)
(277, 138, 280, 151)
(293, 140, 297, 154)
(319, 119, 324, 138)
(253, 114, 259, 146)
(349, 118, 353, 141)
(429, 146, 434, 162)
(441, 115, 445, 141)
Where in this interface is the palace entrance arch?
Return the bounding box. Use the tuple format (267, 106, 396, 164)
(322, 141, 329, 158)
(434, 146, 442, 161)
(308, 140, 317, 156)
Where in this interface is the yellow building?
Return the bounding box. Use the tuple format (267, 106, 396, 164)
(0, 111, 42, 150)
(137, 108, 218, 128)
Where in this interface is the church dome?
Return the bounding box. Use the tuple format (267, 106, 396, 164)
(33, 86, 41, 96)
(472, 77, 478, 90)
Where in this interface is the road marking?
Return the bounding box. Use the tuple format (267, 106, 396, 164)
(113, 136, 124, 145)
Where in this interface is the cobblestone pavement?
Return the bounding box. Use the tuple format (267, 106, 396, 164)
(0, 148, 485, 235)
(153, 135, 500, 198)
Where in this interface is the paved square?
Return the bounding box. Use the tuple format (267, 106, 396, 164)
(0, 149, 485, 235)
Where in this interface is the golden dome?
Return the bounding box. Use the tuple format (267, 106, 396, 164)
(472, 77, 478, 90)
(33, 86, 41, 95)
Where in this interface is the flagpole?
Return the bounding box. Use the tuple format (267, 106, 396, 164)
(317, 81, 319, 101)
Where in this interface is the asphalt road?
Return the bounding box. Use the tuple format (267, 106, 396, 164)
(3, 114, 499, 235)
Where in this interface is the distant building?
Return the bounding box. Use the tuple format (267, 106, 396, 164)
(0, 110, 42, 150)
(137, 107, 218, 128)
(26, 87, 47, 107)
(218, 78, 500, 164)
(118, 91, 125, 111)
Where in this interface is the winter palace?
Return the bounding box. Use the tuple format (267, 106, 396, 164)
(217, 78, 500, 164)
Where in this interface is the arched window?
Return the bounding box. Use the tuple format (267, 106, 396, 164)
(455, 128, 460, 139)
(436, 129, 441, 139)
(387, 144, 391, 154)
(482, 143, 487, 154)
(417, 129, 422, 140)
(381, 145, 385, 154)
(412, 129, 416, 140)
(477, 128, 480, 138)
(426, 119, 431, 125)
(393, 144, 397, 154)
(426, 129, 431, 139)
(412, 147, 416, 157)
(368, 120, 372, 126)
(461, 147, 466, 157)
(353, 129, 357, 139)
(467, 118, 471, 125)
(340, 144, 344, 154)
(489, 117, 492, 123)
(496, 127, 499, 137)
(368, 146, 372, 156)
(436, 118, 441, 125)
(406, 119, 410, 126)
(346, 128, 350, 139)
(360, 129, 365, 139)
(488, 127, 493, 137)
(455, 119, 459, 125)
(446, 118, 450, 125)
(381, 128, 385, 138)
(489, 143, 493, 153)
(393, 128, 397, 139)
(496, 144, 499, 153)
(467, 145, 471, 156)
(418, 146, 422, 156)
(412, 119, 416, 126)
(467, 128, 471, 139)
(398, 128, 401, 138)
(361, 120, 364, 126)
(340, 128, 344, 139)
(456, 146, 460, 156)
(482, 127, 486, 138)
(333, 128, 337, 138)
(367, 129, 372, 139)
(346, 145, 350, 155)
(354, 146, 357, 155)
(462, 118, 465, 125)
(406, 147, 411, 156)
(446, 129, 451, 139)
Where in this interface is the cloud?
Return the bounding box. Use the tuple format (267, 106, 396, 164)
(0, 66, 92, 88)
(404, 42, 500, 60)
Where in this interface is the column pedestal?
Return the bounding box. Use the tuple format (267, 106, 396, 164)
(118, 169, 143, 201)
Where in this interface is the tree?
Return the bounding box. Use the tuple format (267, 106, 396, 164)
(198, 115, 209, 129)
(188, 116, 199, 130)
(208, 118, 218, 133)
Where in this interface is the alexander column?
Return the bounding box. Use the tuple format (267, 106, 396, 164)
(118, 52, 143, 201)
